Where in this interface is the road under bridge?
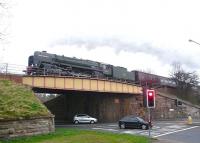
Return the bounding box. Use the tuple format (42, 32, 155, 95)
(22, 76, 144, 123)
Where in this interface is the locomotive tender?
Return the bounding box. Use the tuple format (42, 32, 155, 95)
(27, 51, 176, 87)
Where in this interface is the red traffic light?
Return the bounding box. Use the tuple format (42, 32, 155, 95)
(146, 89, 155, 108)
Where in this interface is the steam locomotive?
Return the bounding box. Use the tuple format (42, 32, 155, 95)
(27, 51, 135, 81)
(27, 51, 176, 87)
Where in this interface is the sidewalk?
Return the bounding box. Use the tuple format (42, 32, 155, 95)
(155, 119, 200, 126)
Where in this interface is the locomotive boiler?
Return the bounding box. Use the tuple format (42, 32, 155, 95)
(27, 51, 135, 82)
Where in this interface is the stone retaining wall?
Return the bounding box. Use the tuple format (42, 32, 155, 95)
(0, 116, 55, 138)
(152, 94, 200, 120)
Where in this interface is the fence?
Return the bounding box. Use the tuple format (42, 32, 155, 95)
(0, 63, 26, 75)
(0, 63, 26, 83)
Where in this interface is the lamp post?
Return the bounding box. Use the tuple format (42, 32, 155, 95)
(188, 39, 200, 46)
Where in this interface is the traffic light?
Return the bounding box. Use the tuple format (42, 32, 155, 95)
(146, 89, 155, 108)
(175, 99, 182, 106)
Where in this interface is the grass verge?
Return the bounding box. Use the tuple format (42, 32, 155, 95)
(0, 80, 51, 121)
(0, 128, 148, 143)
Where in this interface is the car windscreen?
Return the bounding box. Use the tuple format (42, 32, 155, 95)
(137, 117, 145, 122)
(77, 114, 87, 117)
(121, 116, 134, 121)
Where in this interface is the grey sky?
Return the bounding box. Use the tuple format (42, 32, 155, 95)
(1, 0, 200, 76)
(50, 37, 200, 69)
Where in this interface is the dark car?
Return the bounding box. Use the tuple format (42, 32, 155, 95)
(118, 116, 149, 130)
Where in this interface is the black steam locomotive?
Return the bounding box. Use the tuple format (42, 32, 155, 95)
(27, 51, 135, 81)
(27, 51, 176, 87)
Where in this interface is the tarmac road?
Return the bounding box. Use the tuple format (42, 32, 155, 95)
(158, 126, 200, 143)
(56, 120, 200, 143)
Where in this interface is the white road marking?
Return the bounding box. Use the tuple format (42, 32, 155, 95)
(122, 130, 145, 134)
(153, 126, 199, 138)
(152, 126, 161, 129)
(90, 123, 199, 138)
(96, 125, 118, 129)
(108, 124, 118, 127)
(165, 125, 186, 129)
(92, 127, 118, 132)
(96, 126, 104, 128)
(156, 123, 173, 125)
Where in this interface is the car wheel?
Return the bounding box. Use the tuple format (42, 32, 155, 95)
(90, 120, 95, 124)
(141, 125, 147, 130)
(74, 120, 79, 124)
(120, 123, 125, 129)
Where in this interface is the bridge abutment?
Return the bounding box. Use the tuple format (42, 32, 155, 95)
(44, 91, 144, 123)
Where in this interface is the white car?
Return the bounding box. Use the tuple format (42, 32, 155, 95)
(73, 114, 97, 124)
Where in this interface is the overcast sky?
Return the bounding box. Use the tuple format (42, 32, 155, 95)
(1, 0, 200, 76)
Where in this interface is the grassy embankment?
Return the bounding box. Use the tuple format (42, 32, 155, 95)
(0, 80, 51, 121)
(0, 128, 148, 143)
(179, 94, 200, 106)
(0, 79, 148, 143)
(158, 88, 200, 106)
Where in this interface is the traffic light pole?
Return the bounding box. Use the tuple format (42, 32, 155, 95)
(145, 81, 151, 143)
(148, 108, 151, 143)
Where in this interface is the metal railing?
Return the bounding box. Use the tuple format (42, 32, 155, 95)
(0, 63, 26, 75)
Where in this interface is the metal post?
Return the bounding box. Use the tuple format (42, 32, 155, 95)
(5, 63, 8, 75)
(148, 108, 151, 143)
(146, 81, 151, 143)
(189, 39, 200, 46)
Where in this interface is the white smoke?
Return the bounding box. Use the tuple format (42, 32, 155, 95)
(50, 37, 199, 70)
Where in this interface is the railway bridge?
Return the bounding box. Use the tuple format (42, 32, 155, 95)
(22, 75, 143, 123)
(22, 76, 142, 94)
(2, 74, 200, 122)
(0, 74, 143, 122)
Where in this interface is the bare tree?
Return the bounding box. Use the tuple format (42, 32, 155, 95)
(0, 1, 4, 39)
(0, 0, 10, 63)
(170, 62, 199, 90)
(0, 0, 9, 40)
(136, 68, 155, 74)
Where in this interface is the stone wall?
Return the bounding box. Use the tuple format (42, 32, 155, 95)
(0, 116, 55, 138)
(152, 94, 200, 120)
(183, 103, 200, 118)
(43, 88, 200, 122)
(45, 91, 144, 123)
(44, 90, 200, 122)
